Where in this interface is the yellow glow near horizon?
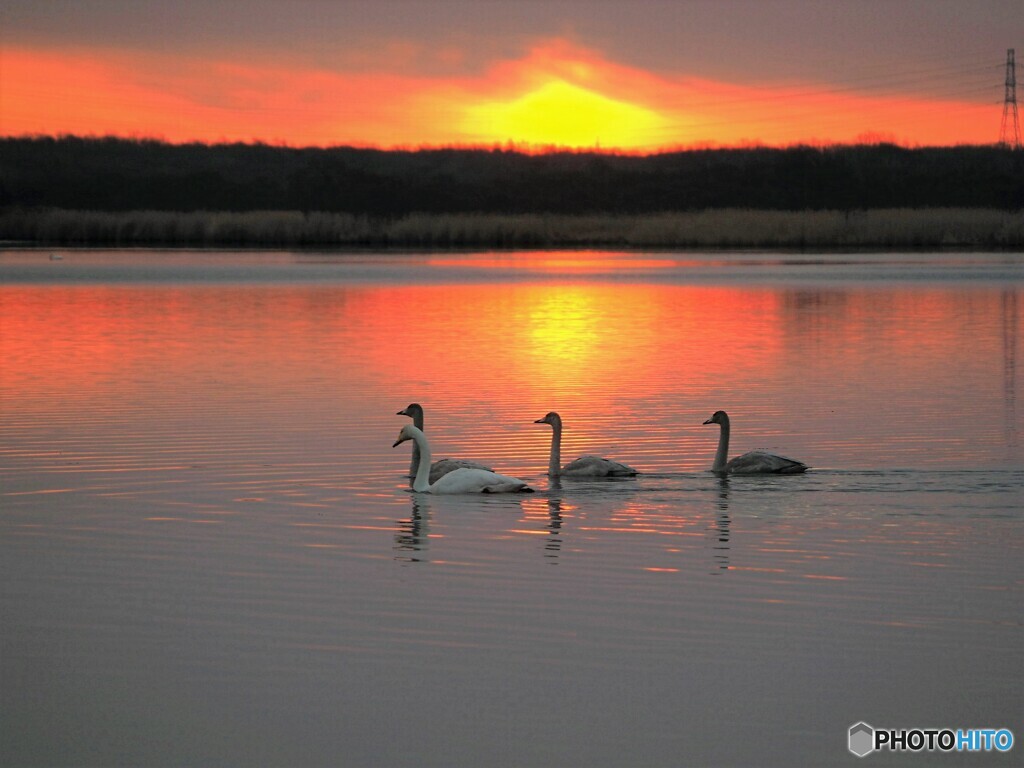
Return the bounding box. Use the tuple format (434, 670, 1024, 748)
(463, 80, 667, 149)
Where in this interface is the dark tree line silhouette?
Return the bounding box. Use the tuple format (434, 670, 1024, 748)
(2, 135, 1023, 214)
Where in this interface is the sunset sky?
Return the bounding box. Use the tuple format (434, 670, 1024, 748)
(2, 0, 1021, 151)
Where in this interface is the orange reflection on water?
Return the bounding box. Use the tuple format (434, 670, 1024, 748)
(0, 278, 806, 422)
(0, 285, 361, 397)
(1, 261, 1018, 476)
(333, 281, 780, 391)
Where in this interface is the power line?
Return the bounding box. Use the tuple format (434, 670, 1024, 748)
(653, 61, 1002, 115)
(645, 52, 1011, 146)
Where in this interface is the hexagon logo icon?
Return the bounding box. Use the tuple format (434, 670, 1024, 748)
(849, 722, 875, 757)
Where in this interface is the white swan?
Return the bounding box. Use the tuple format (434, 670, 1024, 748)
(703, 410, 808, 475)
(397, 403, 492, 485)
(534, 412, 638, 477)
(393, 425, 534, 494)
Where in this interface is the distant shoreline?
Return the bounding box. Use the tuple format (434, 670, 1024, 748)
(2, 208, 1022, 250)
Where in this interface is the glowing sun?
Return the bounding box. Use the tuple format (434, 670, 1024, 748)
(463, 80, 667, 150)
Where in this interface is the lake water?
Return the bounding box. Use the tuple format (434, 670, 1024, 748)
(1, 249, 1021, 767)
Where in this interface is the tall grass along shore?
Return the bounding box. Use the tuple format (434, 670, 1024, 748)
(2, 208, 1022, 250)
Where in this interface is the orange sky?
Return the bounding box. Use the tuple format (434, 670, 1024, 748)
(0, 37, 1006, 151)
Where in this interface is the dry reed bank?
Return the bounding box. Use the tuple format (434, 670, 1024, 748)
(4, 137, 1023, 249)
(3, 208, 1023, 249)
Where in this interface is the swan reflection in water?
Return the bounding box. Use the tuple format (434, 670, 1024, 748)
(393, 474, 734, 574)
(543, 477, 565, 562)
(710, 476, 732, 574)
(394, 495, 431, 564)
(394, 492, 537, 564)
(525, 475, 642, 562)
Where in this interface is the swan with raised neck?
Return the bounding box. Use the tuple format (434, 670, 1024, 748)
(396, 403, 426, 480)
(397, 403, 492, 485)
(533, 411, 638, 477)
(703, 410, 808, 475)
(393, 424, 533, 494)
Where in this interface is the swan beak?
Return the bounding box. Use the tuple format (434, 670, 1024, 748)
(392, 435, 409, 447)
(533, 418, 546, 424)
(396, 408, 408, 416)
(703, 417, 714, 425)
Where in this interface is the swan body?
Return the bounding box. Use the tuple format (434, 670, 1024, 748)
(703, 410, 808, 475)
(393, 424, 533, 494)
(397, 403, 492, 484)
(534, 412, 638, 477)
(425, 458, 492, 485)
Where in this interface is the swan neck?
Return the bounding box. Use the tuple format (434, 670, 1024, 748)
(411, 428, 432, 492)
(548, 421, 562, 476)
(409, 411, 424, 485)
(713, 420, 730, 473)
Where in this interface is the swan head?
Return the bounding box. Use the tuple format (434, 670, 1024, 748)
(397, 403, 423, 419)
(534, 411, 562, 427)
(703, 410, 729, 426)
(392, 424, 418, 447)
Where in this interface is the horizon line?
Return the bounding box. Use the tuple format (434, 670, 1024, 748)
(3, 131, 1016, 157)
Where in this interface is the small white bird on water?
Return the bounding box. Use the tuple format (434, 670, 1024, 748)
(703, 410, 808, 475)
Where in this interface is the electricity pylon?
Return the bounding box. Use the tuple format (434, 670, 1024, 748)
(999, 48, 1021, 148)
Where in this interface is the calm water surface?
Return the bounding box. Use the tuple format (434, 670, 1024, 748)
(1, 249, 1021, 767)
